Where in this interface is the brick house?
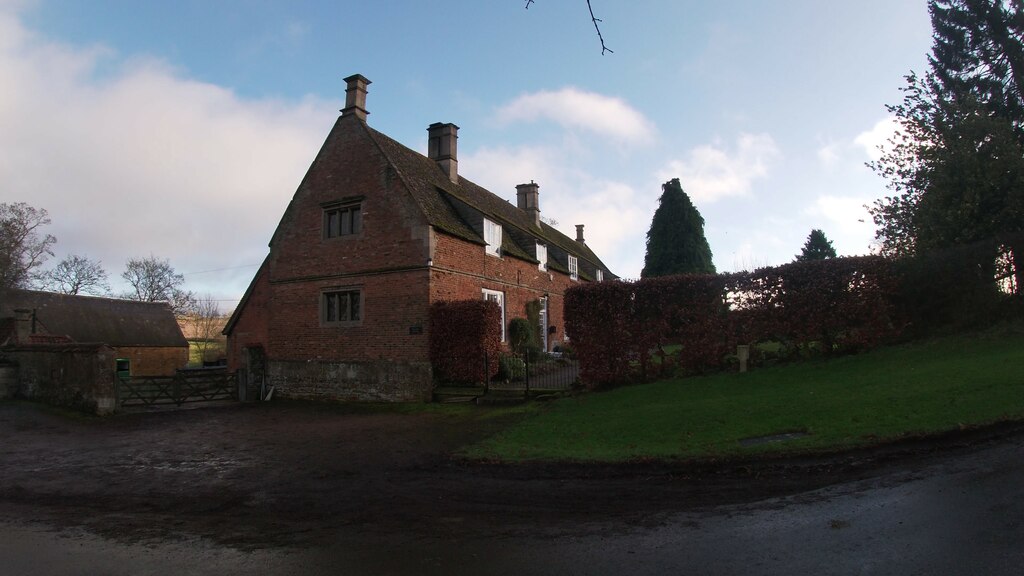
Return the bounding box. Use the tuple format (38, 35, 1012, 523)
(224, 74, 616, 402)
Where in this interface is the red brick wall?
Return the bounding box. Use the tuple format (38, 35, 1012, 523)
(429, 231, 580, 350)
(112, 346, 188, 377)
(269, 270, 431, 362)
(260, 116, 434, 365)
(269, 117, 431, 282)
(226, 265, 271, 371)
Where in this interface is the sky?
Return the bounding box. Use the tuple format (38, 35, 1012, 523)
(0, 0, 935, 310)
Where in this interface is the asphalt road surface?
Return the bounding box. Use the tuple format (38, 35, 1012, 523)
(1, 403, 1022, 575)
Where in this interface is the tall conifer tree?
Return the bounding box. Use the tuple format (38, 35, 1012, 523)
(641, 178, 716, 278)
(869, 0, 1024, 257)
(795, 229, 838, 261)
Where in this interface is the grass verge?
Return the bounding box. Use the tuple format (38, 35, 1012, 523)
(460, 328, 1024, 463)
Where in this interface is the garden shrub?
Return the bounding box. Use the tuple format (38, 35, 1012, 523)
(508, 318, 538, 355)
(429, 300, 501, 385)
(497, 354, 526, 381)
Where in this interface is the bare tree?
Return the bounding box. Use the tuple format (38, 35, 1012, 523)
(0, 202, 57, 291)
(183, 294, 222, 365)
(525, 0, 613, 55)
(44, 254, 110, 295)
(121, 256, 195, 314)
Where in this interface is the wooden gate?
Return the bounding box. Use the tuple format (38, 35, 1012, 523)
(117, 368, 237, 409)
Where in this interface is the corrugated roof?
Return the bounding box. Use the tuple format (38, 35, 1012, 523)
(1, 290, 188, 347)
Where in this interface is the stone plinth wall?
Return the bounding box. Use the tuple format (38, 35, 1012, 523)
(0, 363, 15, 399)
(0, 344, 117, 415)
(268, 359, 432, 403)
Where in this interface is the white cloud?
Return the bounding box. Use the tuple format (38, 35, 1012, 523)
(802, 195, 876, 257)
(854, 116, 901, 162)
(807, 196, 873, 235)
(495, 88, 656, 146)
(0, 8, 333, 303)
(817, 142, 840, 167)
(460, 145, 648, 279)
(658, 133, 781, 203)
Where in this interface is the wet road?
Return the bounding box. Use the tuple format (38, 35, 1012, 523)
(2, 434, 1022, 575)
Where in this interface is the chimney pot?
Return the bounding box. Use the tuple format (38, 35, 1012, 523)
(342, 74, 371, 121)
(427, 122, 459, 183)
(516, 182, 541, 226)
(575, 224, 585, 243)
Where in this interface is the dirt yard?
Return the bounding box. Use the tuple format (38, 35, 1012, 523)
(0, 400, 1015, 550)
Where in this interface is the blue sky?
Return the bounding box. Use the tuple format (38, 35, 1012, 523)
(1, 1, 933, 309)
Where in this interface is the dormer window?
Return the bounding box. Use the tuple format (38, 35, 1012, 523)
(484, 218, 502, 257)
(536, 242, 548, 271)
(568, 255, 579, 281)
(596, 269, 604, 282)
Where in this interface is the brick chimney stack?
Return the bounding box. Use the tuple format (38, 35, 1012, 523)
(428, 122, 459, 183)
(13, 309, 32, 343)
(575, 224, 585, 243)
(516, 181, 541, 226)
(341, 74, 371, 121)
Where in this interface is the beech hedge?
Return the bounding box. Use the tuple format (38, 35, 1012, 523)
(429, 300, 501, 385)
(565, 256, 902, 388)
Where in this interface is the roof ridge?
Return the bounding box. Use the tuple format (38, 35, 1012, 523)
(10, 288, 173, 308)
(363, 125, 614, 275)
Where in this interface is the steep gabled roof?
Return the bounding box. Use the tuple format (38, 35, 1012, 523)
(363, 124, 617, 278)
(1, 289, 188, 347)
(222, 257, 268, 336)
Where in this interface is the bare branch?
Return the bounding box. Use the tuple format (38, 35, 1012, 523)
(121, 255, 195, 315)
(586, 0, 613, 55)
(182, 293, 222, 365)
(0, 202, 57, 290)
(44, 254, 110, 295)
(524, 0, 613, 55)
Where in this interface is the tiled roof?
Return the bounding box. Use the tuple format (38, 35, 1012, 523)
(363, 123, 617, 278)
(1, 290, 188, 348)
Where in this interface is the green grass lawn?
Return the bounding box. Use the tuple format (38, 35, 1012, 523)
(460, 327, 1024, 463)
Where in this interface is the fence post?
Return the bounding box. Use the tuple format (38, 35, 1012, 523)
(483, 351, 490, 394)
(173, 373, 183, 406)
(524, 350, 530, 398)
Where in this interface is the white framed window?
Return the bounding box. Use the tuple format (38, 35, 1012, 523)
(482, 288, 506, 341)
(536, 242, 547, 271)
(484, 218, 502, 257)
(568, 255, 579, 281)
(596, 269, 604, 282)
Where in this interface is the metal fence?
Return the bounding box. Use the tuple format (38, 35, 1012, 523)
(434, 350, 579, 393)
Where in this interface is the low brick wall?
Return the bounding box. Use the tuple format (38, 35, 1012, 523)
(267, 359, 433, 402)
(0, 344, 117, 415)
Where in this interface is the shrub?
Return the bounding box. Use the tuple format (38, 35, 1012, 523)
(429, 300, 501, 385)
(497, 354, 526, 381)
(508, 318, 538, 355)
